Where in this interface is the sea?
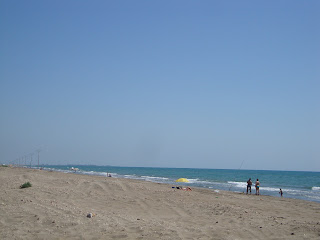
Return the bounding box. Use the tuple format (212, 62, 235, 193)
(39, 165, 320, 203)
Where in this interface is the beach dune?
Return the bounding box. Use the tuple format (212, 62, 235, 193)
(0, 167, 319, 239)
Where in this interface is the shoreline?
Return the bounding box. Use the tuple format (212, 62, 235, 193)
(1, 166, 319, 239)
(35, 165, 320, 203)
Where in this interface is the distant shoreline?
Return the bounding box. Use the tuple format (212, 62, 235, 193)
(19, 164, 320, 203)
(29, 164, 320, 173)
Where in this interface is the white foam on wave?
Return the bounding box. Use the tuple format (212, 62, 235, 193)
(123, 174, 139, 179)
(141, 176, 169, 180)
(186, 178, 200, 183)
(192, 180, 234, 190)
(184, 179, 229, 188)
(81, 171, 107, 177)
(259, 186, 282, 192)
(312, 186, 320, 191)
(141, 176, 170, 182)
(44, 167, 75, 174)
(304, 195, 320, 200)
(228, 181, 247, 188)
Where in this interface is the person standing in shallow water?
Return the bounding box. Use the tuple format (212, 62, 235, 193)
(279, 188, 283, 197)
(246, 178, 252, 194)
(255, 179, 260, 195)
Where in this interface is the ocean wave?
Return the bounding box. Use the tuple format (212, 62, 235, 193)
(186, 178, 201, 183)
(312, 186, 320, 191)
(260, 186, 282, 192)
(304, 195, 320, 201)
(141, 176, 170, 182)
(122, 174, 142, 180)
(227, 181, 247, 188)
(141, 176, 169, 180)
(80, 171, 107, 176)
(226, 182, 309, 195)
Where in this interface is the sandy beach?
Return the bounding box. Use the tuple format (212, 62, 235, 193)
(0, 167, 319, 240)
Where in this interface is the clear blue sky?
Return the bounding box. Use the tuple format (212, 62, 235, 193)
(1, 1, 319, 171)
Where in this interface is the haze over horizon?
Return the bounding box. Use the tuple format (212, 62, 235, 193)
(1, 1, 319, 172)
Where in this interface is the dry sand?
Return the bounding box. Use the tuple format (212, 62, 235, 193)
(0, 167, 319, 240)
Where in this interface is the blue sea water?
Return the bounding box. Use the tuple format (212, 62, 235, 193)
(40, 165, 320, 203)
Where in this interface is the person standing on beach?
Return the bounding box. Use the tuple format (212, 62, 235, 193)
(246, 178, 252, 194)
(255, 179, 260, 195)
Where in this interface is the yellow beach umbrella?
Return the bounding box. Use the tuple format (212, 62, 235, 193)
(175, 178, 189, 183)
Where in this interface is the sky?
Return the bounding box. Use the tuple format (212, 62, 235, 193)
(0, 1, 319, 171)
